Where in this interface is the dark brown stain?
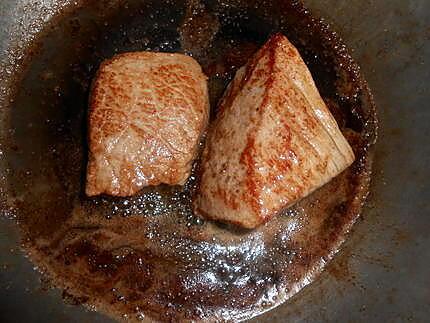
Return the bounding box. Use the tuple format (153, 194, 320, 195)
(327, 248, 355, 283)
(392, 228, 412, 247)
(388, 127, 403, 137)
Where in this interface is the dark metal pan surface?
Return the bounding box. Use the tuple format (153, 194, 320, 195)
(0, 0, 429, 322)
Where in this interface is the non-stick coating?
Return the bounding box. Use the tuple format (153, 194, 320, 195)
(0, 0, 429, 322)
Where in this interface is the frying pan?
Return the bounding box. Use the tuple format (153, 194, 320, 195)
(0, 0, 429, 322)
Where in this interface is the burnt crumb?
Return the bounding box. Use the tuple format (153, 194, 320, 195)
(62, 290, 89, 306)
(179, 0, 221, 57)
(3, 0, 376, 322)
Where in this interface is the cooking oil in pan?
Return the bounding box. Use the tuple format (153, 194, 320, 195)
(3, 0, 376, 321)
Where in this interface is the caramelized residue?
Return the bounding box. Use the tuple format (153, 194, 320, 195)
(2, 0, 376, 322)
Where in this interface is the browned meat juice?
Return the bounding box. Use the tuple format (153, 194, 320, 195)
(5, 0, 377, 321)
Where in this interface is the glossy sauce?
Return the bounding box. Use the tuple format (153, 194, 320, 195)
(4, 0, 377, 321)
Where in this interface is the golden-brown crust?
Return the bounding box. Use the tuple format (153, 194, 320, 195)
(193, 34, 355, 228)
(86, 52, 209, 197)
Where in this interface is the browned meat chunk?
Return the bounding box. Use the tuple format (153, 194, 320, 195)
(193, 34, 355, 228)
(86, 52, 209, 197)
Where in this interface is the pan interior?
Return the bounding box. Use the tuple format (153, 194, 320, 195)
(3, 0, 376, 321)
